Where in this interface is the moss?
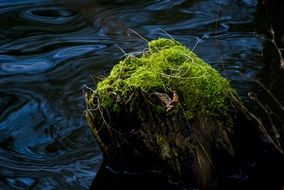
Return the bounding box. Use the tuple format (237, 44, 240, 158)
(156, 135, 171, 159)
(92, 38, 238, 121)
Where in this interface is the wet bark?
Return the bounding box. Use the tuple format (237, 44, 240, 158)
(85, 90, 236, 189)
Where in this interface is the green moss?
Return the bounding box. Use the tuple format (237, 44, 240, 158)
(156, 135, 171, 159)
(93, 38, 238, 120)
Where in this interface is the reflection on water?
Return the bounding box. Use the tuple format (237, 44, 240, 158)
(0, 0, 275, 189)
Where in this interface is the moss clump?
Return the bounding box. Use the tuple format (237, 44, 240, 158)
(95, 38, 238, 120)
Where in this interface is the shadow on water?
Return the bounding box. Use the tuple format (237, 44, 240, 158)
(0, 0, 284, 189)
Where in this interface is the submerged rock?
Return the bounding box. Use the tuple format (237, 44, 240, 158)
(85, 38, 242, 189)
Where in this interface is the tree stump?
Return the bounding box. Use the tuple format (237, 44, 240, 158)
(85, 38, 242, 189)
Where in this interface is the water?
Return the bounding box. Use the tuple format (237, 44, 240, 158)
(0, 0, 281, 189)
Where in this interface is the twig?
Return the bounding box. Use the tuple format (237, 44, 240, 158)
(157, 28, 175, 40)
(255, 80, 284, 111)
(191, 32, 208, 52)
(127, 28, 149, 43)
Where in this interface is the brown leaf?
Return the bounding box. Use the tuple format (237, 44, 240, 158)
(154, 92, 171, 106)
(155, 91, 179, 112)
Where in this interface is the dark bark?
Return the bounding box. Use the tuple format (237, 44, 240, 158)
(86, 90, 236, 189)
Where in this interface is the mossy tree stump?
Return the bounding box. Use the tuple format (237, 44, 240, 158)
(85, 38, 241, 189)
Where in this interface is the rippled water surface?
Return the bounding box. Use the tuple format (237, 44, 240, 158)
(0, 0, 273, 189)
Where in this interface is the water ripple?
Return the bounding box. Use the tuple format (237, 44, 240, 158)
(0, 59, 53, 75)
(0, 42, 106, 75)
(0, 89, 101, 189)
(53, 45, 105, 60)
(19, 7, 78, 25)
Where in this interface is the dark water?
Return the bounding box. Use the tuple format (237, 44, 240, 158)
(0, 0, 282, 189)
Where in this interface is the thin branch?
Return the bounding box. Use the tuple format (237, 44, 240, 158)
(127, 28, 149, 43)
(255, 80, 284, 111)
